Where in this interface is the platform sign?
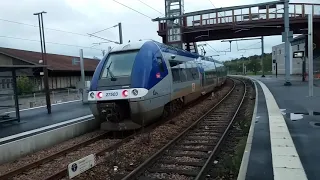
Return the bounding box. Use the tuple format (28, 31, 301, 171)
(293, 51, 304, 58)
(68, 154, 95, 179)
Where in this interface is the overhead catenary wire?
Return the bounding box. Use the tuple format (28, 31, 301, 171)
(111, 0, 229, 55)
(90, 24, 118, 35)
(236, 41, 261, 51)
(0, 18, 117, 43)
(112, 0, 154, 19)
(207, 0, 228, 23)
(137, 0, 165, 16)
(0, 18, 88, 37)
(205, 42, 219, 53)
(0, 35, 104, 51)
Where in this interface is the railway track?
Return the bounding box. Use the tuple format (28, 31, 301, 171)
(0, 130, 133, 180)
(0, 80, 233, 180)
(121, 78, 246, 180)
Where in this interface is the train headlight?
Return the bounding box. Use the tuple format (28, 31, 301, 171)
(132, 89, 138, 96)
(122, 90, 128, 97)
(97, 92, 103, 99)
(90, 92, 95, 98)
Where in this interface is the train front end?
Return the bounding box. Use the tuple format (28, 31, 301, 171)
(88, 43, 146, 131)
(87, 40, 169, 131)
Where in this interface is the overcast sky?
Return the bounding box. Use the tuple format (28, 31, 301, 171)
(0, 0, 319, 61)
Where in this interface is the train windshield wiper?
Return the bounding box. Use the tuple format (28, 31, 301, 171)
(106, 62, 117, 81)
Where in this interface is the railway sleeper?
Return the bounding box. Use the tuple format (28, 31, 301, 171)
(157, 159, 205, 167)
(185, 134, 219, 139)
(202, 119, 230, 122)
(184, 132, 219, 137)
(196, 127, 227, 132)
(184, 136, 218, 141)
(167, 151, 209, 158)
(198, 123, 229, 127)
(197, 123, 228, 127)
(172, 146, 213, 152)
(138, 177, 169, 180)
(207, 112, 229, 116)
(202, 119, 230, 123)
(179, 141, 216, 146)
(141, 172, 194, 180)
(196, 126, 228, 130)
(147, 168, 199, 177)
(190, 130, 223, 133)
(178, 142, 216, 147)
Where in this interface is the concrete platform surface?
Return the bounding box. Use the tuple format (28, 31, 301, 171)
(254, 76, 320, 180)
(244, 81, 274, 180)
(0, 100, 92, 139)
(239, 75, 319, 180)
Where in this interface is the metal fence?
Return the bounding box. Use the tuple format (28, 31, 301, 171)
(0, 88, 82, 114)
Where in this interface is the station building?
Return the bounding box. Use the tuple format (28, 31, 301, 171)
(0, 47, 99, 92)
(271, 35, 320, 78)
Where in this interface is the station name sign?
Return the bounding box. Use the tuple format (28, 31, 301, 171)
(293, 51, 304, 58)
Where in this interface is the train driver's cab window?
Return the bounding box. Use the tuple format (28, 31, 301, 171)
(156, 57, 165, 72)
(100, 50, 138, 78)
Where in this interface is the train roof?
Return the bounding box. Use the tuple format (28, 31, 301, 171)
(110, 40, 199, 58)
(110, 40, 224, 66)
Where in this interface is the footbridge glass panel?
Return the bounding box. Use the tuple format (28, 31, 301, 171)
(158, 2, 320, 31)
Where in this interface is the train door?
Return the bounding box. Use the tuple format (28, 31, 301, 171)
(201, 71, 205, 87)
(213, 60, 218, 85)
(198, 63, 204, 87)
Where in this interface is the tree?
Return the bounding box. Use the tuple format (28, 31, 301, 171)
(17, 76, 34, 95)
(224, 53, 272, 74)
(263, 54, 272, 72)
(247, 58, 261, 74)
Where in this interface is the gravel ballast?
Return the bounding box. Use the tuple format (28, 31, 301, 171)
(71, 80, 234, 180)
(1, 79, 235, 180)
(204, 78, 256, 180)
(0, 130, 106, 176)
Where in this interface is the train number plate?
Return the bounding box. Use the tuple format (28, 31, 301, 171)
(105, 92, 119, 97)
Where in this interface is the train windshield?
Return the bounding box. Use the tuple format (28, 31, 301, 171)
(100, 50, 139, 78)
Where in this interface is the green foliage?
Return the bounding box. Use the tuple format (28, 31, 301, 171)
(223, 53, 272, 74)
(221, 137, 248, 176)
(17, 76, 34, 95)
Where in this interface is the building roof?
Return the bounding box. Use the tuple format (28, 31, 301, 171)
(0, 47, 100, 72)
(0, 65, 48, 72)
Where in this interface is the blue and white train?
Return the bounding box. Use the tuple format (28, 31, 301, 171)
(88, 40, 227, 131)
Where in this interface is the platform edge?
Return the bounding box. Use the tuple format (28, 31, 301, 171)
(255, 79, 308, 180)
(0, 116, 99, 164)
(0, 114, 94, 144)
(236, 76, 259, 180)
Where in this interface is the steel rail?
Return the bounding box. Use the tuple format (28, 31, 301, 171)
(122, 78, 240, 180)
(2, 78, 232, 180)
(195, 77, 247, 179)
(0, 124, 108, 179)
(45, 79, 231, 180)
(44, 132, 137, 180)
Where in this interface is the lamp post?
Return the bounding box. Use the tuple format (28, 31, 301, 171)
(34, 11, 51, 114)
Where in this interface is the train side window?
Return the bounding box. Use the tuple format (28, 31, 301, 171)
(179, 69, 187, 82)
(186, 68, 193, 81)
(6, 79, 10, 88)
(1, 79, 5, 89)
(172, 68, 180, 83)
(194, 68, 199, 79)
(156, 57, 164, 72)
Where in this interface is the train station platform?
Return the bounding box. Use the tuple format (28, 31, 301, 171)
(238, 75, 320, 180)
(0, 100, 92, 140)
